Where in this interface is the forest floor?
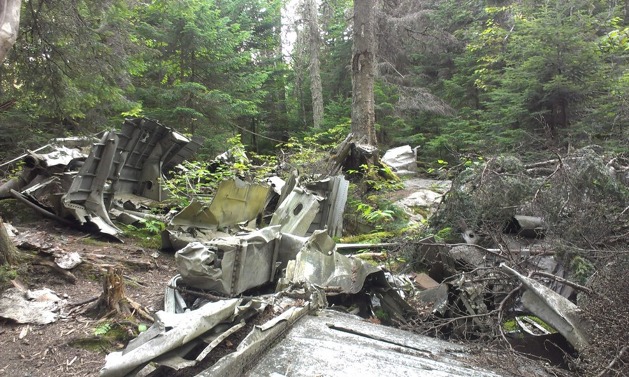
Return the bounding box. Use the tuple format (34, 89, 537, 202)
(0, 215, 178, 377)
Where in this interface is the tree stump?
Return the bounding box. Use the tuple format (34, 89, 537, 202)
(85, 267, 152, 321)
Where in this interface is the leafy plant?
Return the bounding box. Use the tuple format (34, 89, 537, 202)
(94, 322, 112, 336)
(139, 219, 166, 235)
(355, 202, 394, 223)
(163, 134, 273, 206)
(435, 227, 456, 243)
(356, 164, 403, 192)
(570, 255, 594, 284)
(120, 223, 162, 249)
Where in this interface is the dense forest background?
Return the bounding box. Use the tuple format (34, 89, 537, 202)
(1, 0, 628, 163)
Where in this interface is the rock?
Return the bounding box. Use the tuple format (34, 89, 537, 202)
(413, 272, 439, 290)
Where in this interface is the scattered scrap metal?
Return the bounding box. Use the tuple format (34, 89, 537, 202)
(0, 118, 203, 238)
(2, 135, 615, 376)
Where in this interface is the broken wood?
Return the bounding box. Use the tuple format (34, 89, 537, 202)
(597, 345, 629, 377)
(33, 259, 77, 284)
(83, 267, 152, 321)
(325, 133, 354, 176)
(83, 252, 155, 270)
(529, 270, 593, 295)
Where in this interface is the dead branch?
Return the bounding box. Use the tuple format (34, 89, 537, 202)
(497, 283, 523, 350)
(597, 345, 628, 377)
(167, 284, 225, 302)
(33, 259, 78, 284)
(524, 159, 561, 169)
(529, 271, 593, 295)
(524, 156, 583, 169)
(533, 153, 563, 202)
(82, 253, 154, 270)
(68, 295, 99, 307)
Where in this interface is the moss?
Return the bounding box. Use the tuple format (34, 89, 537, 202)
(68, 337, 114, 353)
(523, 316, 557, 334)
(412, 207, 431, 219)
(502, 316, 557, 334)
(374, 308, 390, 322)
(340, 231, 394, 244)
(70, 321, 141, 353)
(502, 319, 518, 332)
(0, 265, 18, 287)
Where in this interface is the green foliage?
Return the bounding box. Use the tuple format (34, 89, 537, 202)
(1, 0, 628, 177)
(426, 159, 449, 177)
(502, 316, 556, 334)
(351, 163, 403, 192)
(120, 223, 162, 249)
(163, 134, 273, 206)
(140, 219, 166, 235)
(0, 265, 17, 284)
(354, 202, 395, 224)
(340, 231, 395, 244)
(276, 123, 349, 175)
(434, 227, 455, 243)
(94, 323, 112, 336)
(570, 256, 595, 284)
(417, 0, 629, 161)
(347, 193, 408, 234)
(502, 319, 518, 333)
(92, 321, 143, 345)
(0, 0, 288, 160)
(374, 308, 390, 322)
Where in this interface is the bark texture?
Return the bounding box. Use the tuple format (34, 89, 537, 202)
(305, 0, 324, 129)
(0, 217, 19, 265)
(351, 0, 377, 146)
(85, 267, 152, 320)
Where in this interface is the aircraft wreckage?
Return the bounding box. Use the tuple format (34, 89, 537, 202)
(0, 118, 596, 376)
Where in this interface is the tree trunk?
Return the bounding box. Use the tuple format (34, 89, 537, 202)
(0, 0, 21, 63)
(0, 217, 19, 265)
(305, 0, 324, 130)
(292, 15, 309, 128)
(351, 0, 377, 147)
